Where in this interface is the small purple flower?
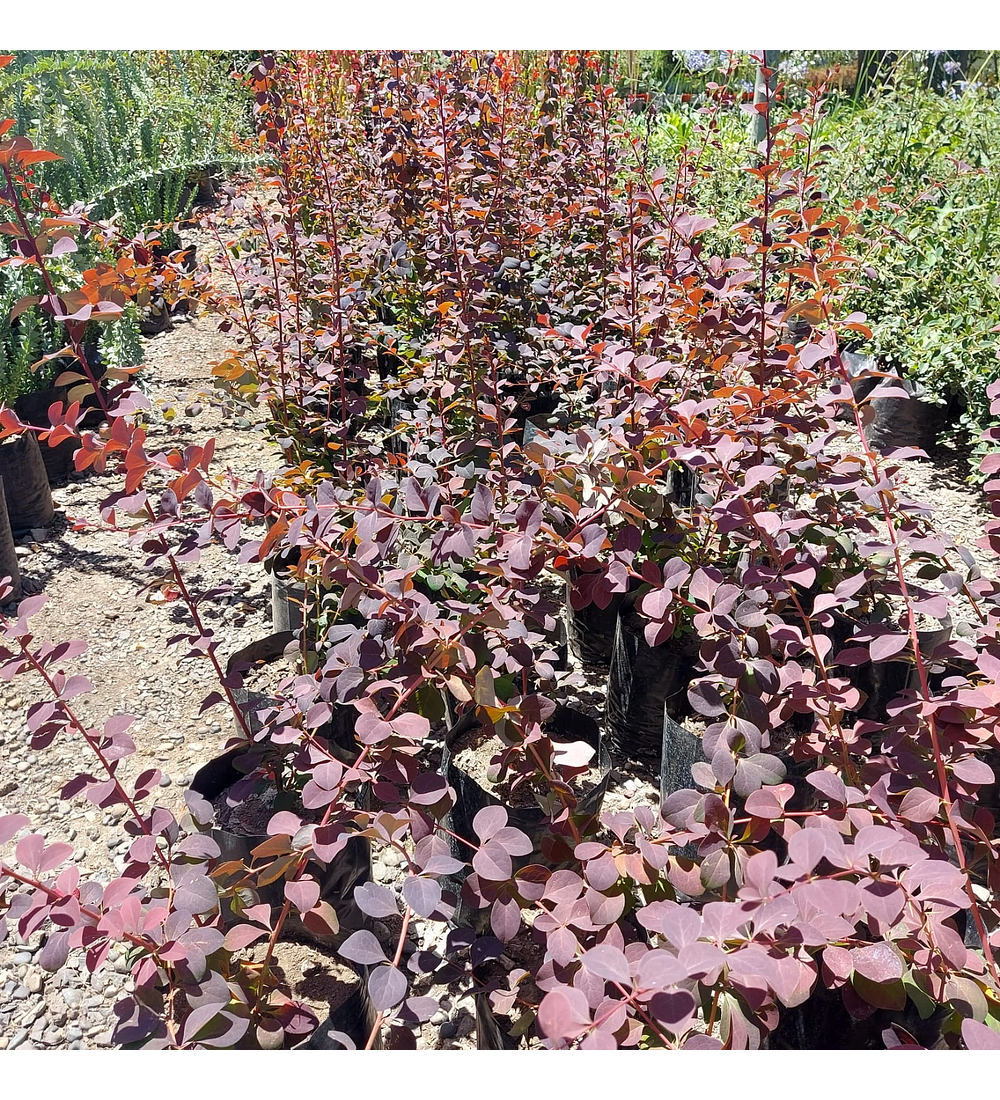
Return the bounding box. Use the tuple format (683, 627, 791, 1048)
(944, 60, 961, 75)
(929, 49, 945, 57)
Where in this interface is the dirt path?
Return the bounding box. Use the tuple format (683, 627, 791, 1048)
(0, 263, 283, 1048)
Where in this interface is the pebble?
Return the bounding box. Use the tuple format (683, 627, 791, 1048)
(27, 972, 43, 993)
(65, 1026, 83, 1042)
(159, 774, 172, 787)
(12, 952, 32, 965)
(12, 984, 29, 1000)
(62, 988, 82, 1008)
(8, 1028, 28, 1050)
(439, 1021, 457, 1039)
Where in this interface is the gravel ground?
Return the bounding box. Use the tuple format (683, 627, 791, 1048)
(0, 227, 995, 1048)
(0, 222, 282, 1049)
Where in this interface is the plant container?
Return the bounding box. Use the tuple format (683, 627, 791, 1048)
(189, 744, 371, 940)
(606, 592, 699, 760)
(441, 704, 612, 886)
(0, 480, 23, 603)
(0, 433, 54, 536)
(13, 387, 77, 484)
(565, 568, 641, 667)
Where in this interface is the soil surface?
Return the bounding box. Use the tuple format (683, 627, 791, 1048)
(451, 721, 604, 808)
(0, 212, 997, 1049)
(261, 937, 361, 1018)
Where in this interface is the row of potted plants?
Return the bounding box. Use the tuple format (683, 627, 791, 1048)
(2, 50, 1000, 1050)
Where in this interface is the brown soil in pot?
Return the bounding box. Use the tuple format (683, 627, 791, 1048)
(476, 928, 546, 1044)
(451, 721, 604, 808)
(212, 779, 284, 835)
(252, 937, 361, 1018)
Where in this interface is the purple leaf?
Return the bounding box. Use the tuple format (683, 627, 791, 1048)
(340, 929, 387, 966)
(636, 949, 687, 990)
(807, 770, 847, 805)
(15, 833, 44, 872)
(649, 989, 697, 1029)
(38, 930, 70, 972)
(223, 924, 269, 952)
(491, 895, 521, 942)
(267, 811, 303, 836)
(368, 964, 407, 1010)
(173, 874, 218, 915)
(408, 773, 449, 805)
(684, 1034, 723, 1050)
(472, 839, 512, 881)
(898, 787, 939, 823)
(472, 805, 508, 843)
(285, 878, 320, 914)
(862, 881, 905, 927)
(640, 588, 673, 620)
(36, 842, 73, 873)
(538, 986, 591, 1043)
(963, 1019, 1000, 1050)
(952, 757, 994, 786)
(402, 876, 442, 918)
(0, 813, 29, 846)
(788, 829, 829, 874)
(869, 634, 908, 663)
(354, 881, 400, 919)
(581, 943, 631, 985)
(312, 824, 349, 862)
(851, 942, 903, 984)
(492, 826, 533, 857)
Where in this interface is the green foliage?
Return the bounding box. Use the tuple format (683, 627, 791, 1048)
(0, 51, 256, 402)
(642, 63, 1000, 470)
(0, 261, 64, 405)
(0, 51, 254, 239)
(823, 84, 1000, 456)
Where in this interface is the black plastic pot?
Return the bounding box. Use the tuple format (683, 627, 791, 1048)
(842, 352, 940, 452)
(565, 570, 641, 668)
(473, 962, 523, 1050)
(830, 615, 952, 723)
(226, 631, 361, 765)
(271, 571, 306, 634)
(606, 592, 699, 760)
(474, 1000, 521, 1049)
(507, 381, 558, 429)
(0, 433, 54, 537)
(197, 633, 373, 934)
(13, 387, 77, 484)
(659, 712, 705, 804)
(0, 480, 23, 604)
(138, 298, 171, 336)
(521, 409, 571, 450)
(441, 705, 612, 879)
(766, 981, 949, 1050)
(189, 745, 371, 939)
(665, 462, 701, 508)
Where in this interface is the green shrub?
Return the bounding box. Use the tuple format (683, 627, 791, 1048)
(641, 61, 1000, 471)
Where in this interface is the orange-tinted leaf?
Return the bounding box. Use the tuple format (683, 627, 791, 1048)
(18, 150, 62, 165)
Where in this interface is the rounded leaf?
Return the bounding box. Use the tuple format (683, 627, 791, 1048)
(340, 929, 387, 966)
(472, 839, 512, 882)
(368, 964, 407, 1010)
(472, 805, 508, 843)
(402, 876, 442, 918)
